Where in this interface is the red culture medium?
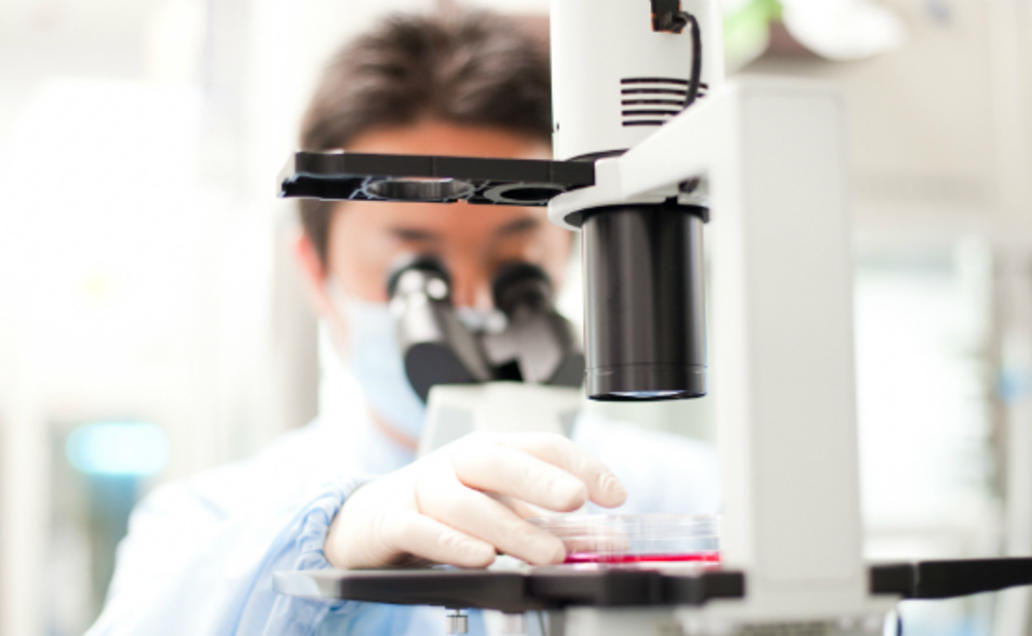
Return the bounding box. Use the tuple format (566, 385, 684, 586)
(563, 551, 721, 565)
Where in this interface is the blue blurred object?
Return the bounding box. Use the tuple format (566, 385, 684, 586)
(998, 365, 1031, 403)
(65, 420, 169, 477)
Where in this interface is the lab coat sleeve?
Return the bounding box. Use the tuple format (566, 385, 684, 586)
(85, 470, 370, 636)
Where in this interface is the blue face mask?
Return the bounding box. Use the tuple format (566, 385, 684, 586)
(330, 289, 427, 442)
(327, 281, 507, 442)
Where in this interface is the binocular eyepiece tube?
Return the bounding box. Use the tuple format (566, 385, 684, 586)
(387, 255, 585, 400)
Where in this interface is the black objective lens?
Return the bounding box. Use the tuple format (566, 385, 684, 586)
(580, 204, 707, 400)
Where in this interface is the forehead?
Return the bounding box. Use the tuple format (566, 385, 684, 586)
(345, 119, 551, 159)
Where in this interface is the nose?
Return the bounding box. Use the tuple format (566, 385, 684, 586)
(447, 254, 495, 311)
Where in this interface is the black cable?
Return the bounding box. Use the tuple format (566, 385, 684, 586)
(683, 12, 703, 108)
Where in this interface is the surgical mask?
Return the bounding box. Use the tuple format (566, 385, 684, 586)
(328, 284, 427, 441)
(326, 279, 508, 440)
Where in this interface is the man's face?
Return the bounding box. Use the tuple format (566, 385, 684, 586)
(307, 120, 573, 311)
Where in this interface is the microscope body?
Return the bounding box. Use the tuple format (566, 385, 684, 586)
(552, 80, 897, 634)
(418, 382, 581, 457)
(549, 0, 895, 631)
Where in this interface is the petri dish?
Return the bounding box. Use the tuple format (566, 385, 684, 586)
(529, 513, 720, 566)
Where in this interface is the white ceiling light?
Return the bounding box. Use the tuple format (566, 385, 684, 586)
(781, 0, 907, 61)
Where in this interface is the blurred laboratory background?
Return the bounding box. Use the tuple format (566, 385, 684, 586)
(0, 0, 1029, 634)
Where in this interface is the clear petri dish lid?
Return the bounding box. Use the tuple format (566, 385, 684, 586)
(529, 513, 720, 566)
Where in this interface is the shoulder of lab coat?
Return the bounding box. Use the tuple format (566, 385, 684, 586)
(85, 422, 369, 636)
(572, 412, 721, 515)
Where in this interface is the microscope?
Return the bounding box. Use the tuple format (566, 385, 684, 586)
(385, 254, 588, 454)
(275, 1, 1032, 633)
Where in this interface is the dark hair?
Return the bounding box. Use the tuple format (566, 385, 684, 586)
(297, 11, 552, 262)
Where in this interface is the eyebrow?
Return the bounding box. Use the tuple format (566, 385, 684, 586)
(387, 216, 541, 243)
(389, 227, 440, 242)
(493, 216, 540, 237)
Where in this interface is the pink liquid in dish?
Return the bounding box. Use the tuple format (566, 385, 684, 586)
(563, 551, 721, 565)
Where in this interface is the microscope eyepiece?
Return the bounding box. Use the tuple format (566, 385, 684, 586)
(386, 254, 492, 401)
(491, 262, 553, 315)
(386, 254, 451, 300)
(484, 261, 584, 387)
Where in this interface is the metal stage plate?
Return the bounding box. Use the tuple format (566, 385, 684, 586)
(275, 566, 744, 613)
(275, 558, 1032, 613)
(278, 151, 596, 207)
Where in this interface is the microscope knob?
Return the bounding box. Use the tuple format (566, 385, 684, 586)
(446, 608, 469, 635)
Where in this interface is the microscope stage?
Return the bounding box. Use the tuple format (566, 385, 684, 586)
(274, 558, 1032, 613)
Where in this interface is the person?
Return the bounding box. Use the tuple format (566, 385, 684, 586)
(87, 10, 719, 635)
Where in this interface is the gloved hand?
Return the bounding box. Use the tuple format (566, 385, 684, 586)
(325, 432, 627, 569)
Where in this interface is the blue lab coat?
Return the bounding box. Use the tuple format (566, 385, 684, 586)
(86, 372, 719, 635)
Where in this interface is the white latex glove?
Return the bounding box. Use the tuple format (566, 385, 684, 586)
(325, 432, 628, 569)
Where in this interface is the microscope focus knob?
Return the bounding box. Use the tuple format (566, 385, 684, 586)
(446, 608, 469, 635)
